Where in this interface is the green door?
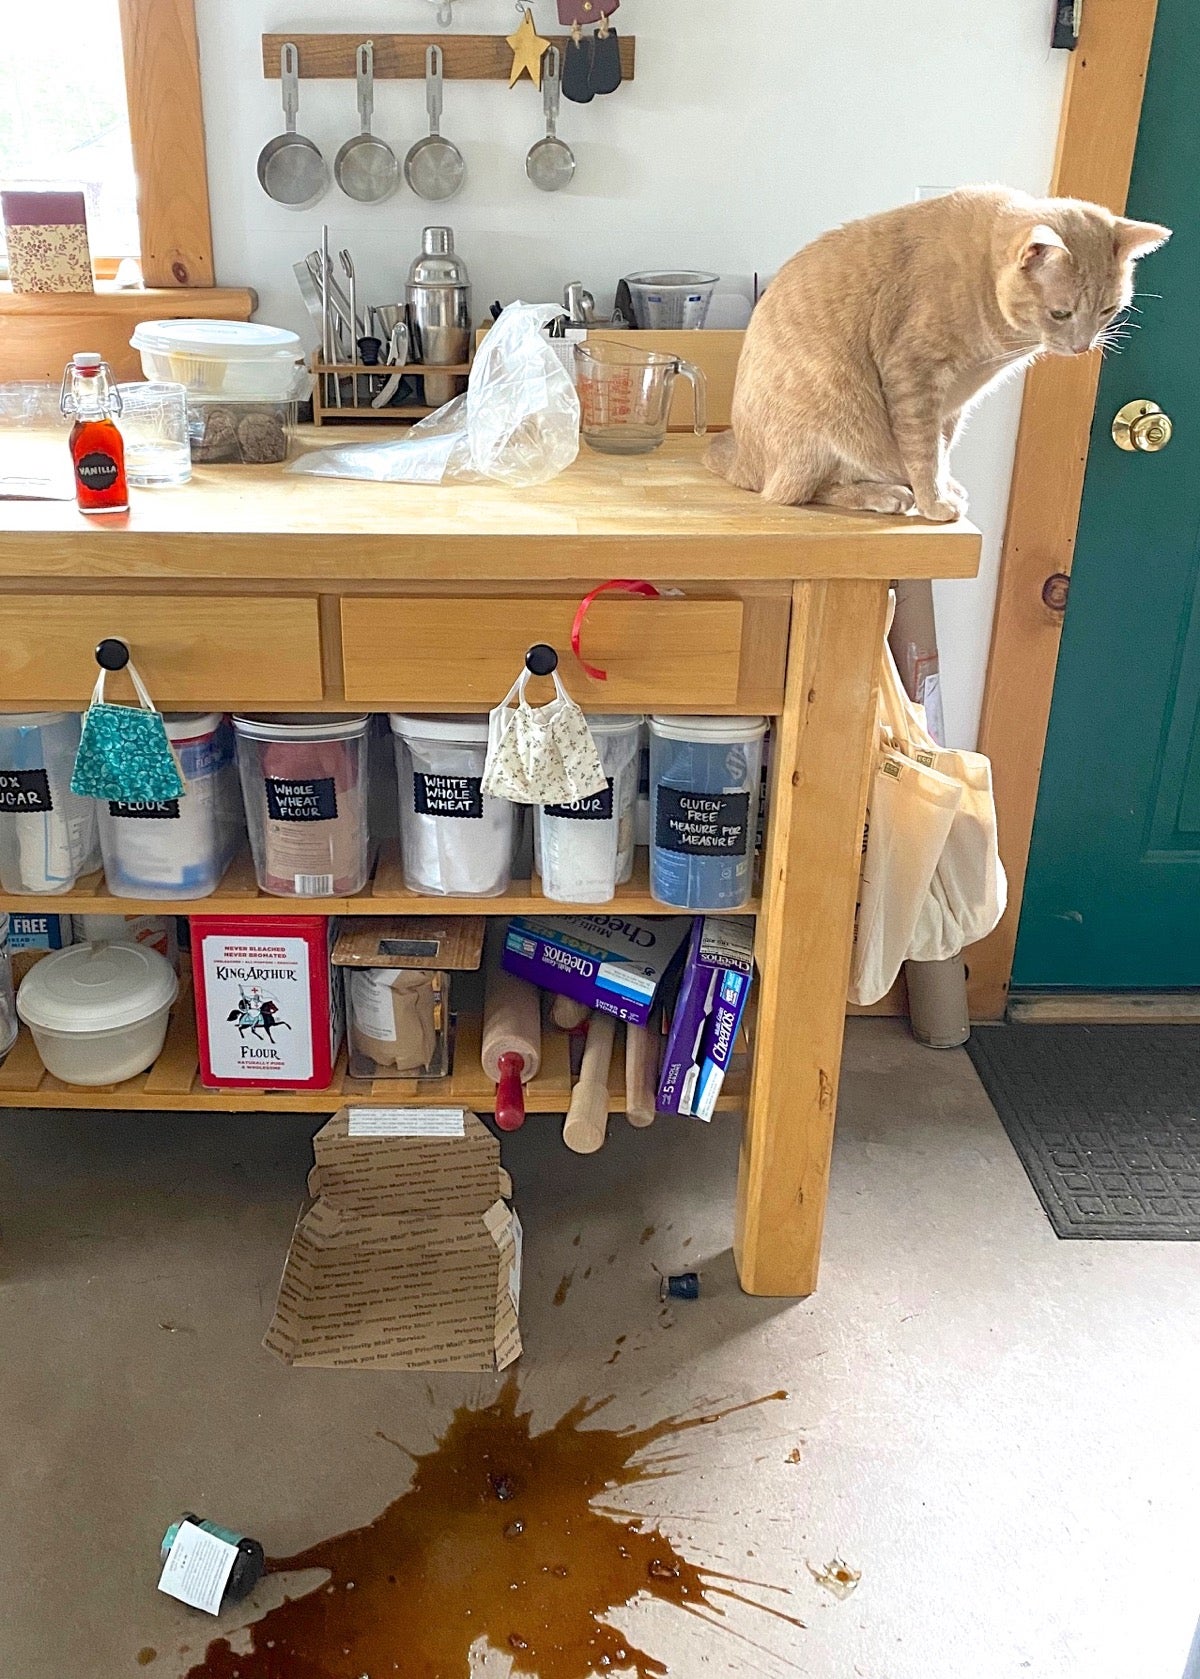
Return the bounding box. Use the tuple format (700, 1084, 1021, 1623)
(1015, 0, 1200, 989)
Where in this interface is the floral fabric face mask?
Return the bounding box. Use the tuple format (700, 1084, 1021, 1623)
(482, 668, 606, 806)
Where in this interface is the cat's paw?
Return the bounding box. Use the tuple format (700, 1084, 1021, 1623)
(944, 478, 970, 514)
(915, 497, 961, 524)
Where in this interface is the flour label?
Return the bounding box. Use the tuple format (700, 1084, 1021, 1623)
(200, 933, 314, 1083)
(544, 779, 614, 822)
(414, 773, 484, 819)
(655, 789, 750, 856)
(265, 777, 337, 823)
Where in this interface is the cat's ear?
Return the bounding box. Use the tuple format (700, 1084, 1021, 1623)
(1019, 224, 1070, 270)
(1114, 218, 1171, 262)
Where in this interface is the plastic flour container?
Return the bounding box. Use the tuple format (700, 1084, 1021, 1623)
(537, 714, 642, 904)
(0, 712, 100, 895)
(99, 714, 241, 900)
(390, 715, 514, 898)
(234, 715, 371, 898)
(649, 715, 767, 910)
(16, 939, 178, 1086)
(131, 319, 311, 402)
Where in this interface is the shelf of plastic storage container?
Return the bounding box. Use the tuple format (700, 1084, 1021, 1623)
(0, 983, 750, 1114)
(0, 844, 762, 919)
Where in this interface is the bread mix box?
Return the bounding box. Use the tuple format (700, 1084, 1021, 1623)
(191, 915, 343, 1091)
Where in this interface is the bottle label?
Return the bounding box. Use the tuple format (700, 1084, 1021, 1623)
(0, 769, 53, 812)
(76, 451, 120, 491)
(655, 788, 750, 856)
(265, 776, 338, 823)
(544, 780, 614, 821)
(414, 773, 484, 819)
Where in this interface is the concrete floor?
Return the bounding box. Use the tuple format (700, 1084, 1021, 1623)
(1, 1019, 1198, 1679)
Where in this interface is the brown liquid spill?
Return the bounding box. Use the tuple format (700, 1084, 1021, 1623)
(180, 1385, 797, 1679)
(572, 1233, 582, 1247)
(136, 1651, 157, 1667)
(638, 1226, 655, 1245)
(553, 1270, 575, 1307)
(605, 1334, 628, 1366)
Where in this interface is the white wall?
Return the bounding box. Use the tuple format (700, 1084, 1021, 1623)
(195, 0, 1066, 748)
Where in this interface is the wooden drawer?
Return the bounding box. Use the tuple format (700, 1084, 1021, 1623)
(0, 595, 323, 707)
(341, 594, 784, 712)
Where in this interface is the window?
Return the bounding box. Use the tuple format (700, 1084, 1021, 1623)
(0, 0, 139, 266)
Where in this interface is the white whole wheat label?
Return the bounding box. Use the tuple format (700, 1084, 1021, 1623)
(347, 1107, 467, 1137)
(157, 1521, 238, 1615)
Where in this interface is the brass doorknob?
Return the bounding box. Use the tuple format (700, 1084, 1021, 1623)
(1112, 399, 1173, 452)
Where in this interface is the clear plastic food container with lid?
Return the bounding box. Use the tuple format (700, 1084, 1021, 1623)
(130, 319, 312, 401)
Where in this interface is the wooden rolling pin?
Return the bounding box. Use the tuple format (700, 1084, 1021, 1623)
(550, 994, 590, 1032)
(624, 1020, 659, 1128)
(482, 963, 542, 1133)
(562, 1010, 617, 1155)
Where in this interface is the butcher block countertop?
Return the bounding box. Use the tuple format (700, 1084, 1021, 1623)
(0, 432, 981, 583)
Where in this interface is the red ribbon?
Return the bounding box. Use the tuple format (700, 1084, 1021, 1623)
(571, 579, 661, 681)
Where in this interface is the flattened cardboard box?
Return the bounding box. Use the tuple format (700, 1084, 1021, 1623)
(265, 1108, 521, 1373)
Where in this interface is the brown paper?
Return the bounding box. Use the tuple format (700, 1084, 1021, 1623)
(265, 1107, 522, 1373)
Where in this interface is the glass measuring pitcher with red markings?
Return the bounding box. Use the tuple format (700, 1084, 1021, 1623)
(574, 339, 707, 455)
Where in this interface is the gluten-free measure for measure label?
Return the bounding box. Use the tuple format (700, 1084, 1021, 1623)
(655, 789, 750, 855)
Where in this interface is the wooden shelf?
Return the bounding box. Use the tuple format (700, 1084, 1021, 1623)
(0, 844, 760, 920)
(0, 984, 745, 1115)
(261, 34, 636, 83)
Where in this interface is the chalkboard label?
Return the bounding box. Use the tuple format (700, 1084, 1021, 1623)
(414, 773, 484, 819)
(0, 769, 53, 813)
(108, 799, 180, 820)
(544, 779, 614, 822)
(266, 776, 338, 823)
(655, 788, 750, 856)
(76, 451, 120, 491)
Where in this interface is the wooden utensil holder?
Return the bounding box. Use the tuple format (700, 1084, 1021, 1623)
(311, 356, 474, 425)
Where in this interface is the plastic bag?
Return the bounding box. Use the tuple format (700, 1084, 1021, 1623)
(285, 302, 580, 488)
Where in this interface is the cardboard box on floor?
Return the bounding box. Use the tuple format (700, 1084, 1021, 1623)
(264, 1107, 522, 1373)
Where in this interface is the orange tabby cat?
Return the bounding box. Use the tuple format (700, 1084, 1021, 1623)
(707, 186, 1169, 520)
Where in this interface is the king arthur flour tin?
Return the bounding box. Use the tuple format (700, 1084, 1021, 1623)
(191, 915, 343, 1090)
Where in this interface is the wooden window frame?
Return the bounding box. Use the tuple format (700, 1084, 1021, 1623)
(968, 0, 1161, 1018)
(0, 0, 254, 379)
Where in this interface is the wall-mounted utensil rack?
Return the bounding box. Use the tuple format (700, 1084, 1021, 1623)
(311, 355, 475, 425)
(261, 33, 636, 81)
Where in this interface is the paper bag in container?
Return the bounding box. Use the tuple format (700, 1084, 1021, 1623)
(264, 1108, 522, 1373)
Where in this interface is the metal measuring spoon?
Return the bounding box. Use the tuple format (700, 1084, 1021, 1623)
(334, 42, 400, 203)
(526, 48, 575, 192)
(404, 45, 465, 202)
(257, 43, 328, 209)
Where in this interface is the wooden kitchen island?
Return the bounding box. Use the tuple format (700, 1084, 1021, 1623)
(0, 433, 979, 1295)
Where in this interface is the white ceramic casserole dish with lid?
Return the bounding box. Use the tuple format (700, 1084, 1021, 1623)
(16, 940, 179, 1086)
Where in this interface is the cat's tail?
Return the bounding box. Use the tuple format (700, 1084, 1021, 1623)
(703, 430, 737, 479)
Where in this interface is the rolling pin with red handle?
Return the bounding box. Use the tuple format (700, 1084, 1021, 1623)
(482, 965, 542, 1132)
(562, 1011, 617, 1155)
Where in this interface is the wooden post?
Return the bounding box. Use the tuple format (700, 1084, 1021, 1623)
(118, 0, 215, 287)
(736, 578, 888, 1296)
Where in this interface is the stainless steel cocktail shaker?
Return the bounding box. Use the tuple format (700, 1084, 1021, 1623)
(406, 226, 471, 408)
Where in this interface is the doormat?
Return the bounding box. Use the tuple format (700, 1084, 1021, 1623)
(966, 1024, 1200, 1240)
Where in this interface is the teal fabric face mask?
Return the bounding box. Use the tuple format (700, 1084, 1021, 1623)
(71, 659, 185, 803)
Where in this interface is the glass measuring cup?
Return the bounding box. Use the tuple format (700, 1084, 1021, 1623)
(575, 340, 707, 455)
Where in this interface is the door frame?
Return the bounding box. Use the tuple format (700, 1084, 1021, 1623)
(968, 0, 1162, 1019)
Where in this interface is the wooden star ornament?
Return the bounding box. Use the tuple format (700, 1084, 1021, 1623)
(507, 7, 550, 88)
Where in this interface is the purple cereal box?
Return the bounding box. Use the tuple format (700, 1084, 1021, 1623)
(657, 917, 755, 1120)
(501, 913, 690, 1026)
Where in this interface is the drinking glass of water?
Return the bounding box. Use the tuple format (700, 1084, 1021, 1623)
(116, 382, 192, 487)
